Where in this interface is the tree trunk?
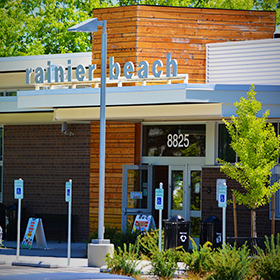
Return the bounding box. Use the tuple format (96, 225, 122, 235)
(251, 210, 257, 238)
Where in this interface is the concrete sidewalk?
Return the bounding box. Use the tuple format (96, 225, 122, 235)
(0, 240, 183, 278)
(0, 240, 156, 278)
(0, 240, 88, 265)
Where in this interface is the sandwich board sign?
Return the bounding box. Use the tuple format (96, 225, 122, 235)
(21, 218, 47, 250)
(132, 215, 156, 233)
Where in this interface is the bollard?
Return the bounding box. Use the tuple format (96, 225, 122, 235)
(0, 225, 2, 246)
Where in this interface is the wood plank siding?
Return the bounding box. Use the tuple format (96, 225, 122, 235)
(92, 5, 275, 83)
(89, 6, 275, 233)
(89, 122, 140, 233)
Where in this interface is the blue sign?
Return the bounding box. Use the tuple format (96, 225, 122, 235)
(14, 179, 24, 199)
(65, 180, 72, 202)
(218, 184, 227, 208)
(155, 188, 164, 210)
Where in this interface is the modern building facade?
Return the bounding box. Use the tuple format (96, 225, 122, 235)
(0, 5, 279, 242)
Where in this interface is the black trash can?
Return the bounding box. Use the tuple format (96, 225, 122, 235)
(5, 205, 17, 241)
(200, 216, 222, 249)
(164, 215, 190, 252)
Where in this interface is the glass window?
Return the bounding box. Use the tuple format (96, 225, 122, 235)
(142, 124, 206, 157)
(271, 174, 280, 219)
(0, 127, 3, 161)
(126, 169, 148, 209)
(0, 91, 17, 96)
(218, 123, 236, 163)
(218, 122, 279, 163)
(171, 170, 183, 210)
(0, 127, 3, 202)
(6, 91, 17, 96)
(190, 170, 201, 211)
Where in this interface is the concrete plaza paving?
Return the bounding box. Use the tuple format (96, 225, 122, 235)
(0, 240, 100, 277)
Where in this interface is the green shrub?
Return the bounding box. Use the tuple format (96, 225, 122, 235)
(137, 229, 164, 257)
(181, 237, 213, 276)
(88, 225, 138, 252)
(149, 247, 180, 280)
(105, 242, 142, 277)
(206, 243, 254, 280)
(254, 234, 280, 280)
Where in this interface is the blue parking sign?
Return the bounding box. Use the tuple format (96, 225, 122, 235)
(65, 180, 72, 202)
(218, 184, 227, 208)
(14, 179, 23, 199)
(155, 188, 164, 210)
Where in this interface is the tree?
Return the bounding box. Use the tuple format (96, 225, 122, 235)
(1, 0, 279, 57)
(218, 86, 280, 238)
(120, 0, 280, 25)
(0, 0, 111, 57)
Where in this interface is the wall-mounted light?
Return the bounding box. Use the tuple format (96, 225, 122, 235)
(61, 122, 74, 136)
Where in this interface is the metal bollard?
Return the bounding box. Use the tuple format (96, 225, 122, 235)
(0, 226, 3, 246)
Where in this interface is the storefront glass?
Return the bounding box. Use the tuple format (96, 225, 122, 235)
(0, 127, 3, 202)
(218, 124, 236, 162)
(171, 170, 183, 210)
(142, 124, 206, 157)
(190, 170, 201, 211)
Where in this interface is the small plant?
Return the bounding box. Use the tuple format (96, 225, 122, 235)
(105, 242, 142, 277)
(137, 229, 163, 257)
(206, 243, 254, 280)
(149, 248, 180, 280)
(181, 237, 213, 277)
(254, 234, 280, 280)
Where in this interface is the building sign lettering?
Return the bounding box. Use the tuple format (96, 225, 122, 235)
(26, 53, 177, 84)
(167, 133, 190, 148)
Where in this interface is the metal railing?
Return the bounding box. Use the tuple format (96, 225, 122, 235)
(32, 74, 189, 90)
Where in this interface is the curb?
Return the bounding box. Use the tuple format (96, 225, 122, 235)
(12, 261, 58, 268)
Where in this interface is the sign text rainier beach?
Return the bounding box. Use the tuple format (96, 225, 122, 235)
(26, 53, 178, 84)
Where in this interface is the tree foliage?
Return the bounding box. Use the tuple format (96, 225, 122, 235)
(218, 86, 280, 210)
(0, 0, 111, 57)
(0, 0, 279, 57)
(120, 0, 280, 25)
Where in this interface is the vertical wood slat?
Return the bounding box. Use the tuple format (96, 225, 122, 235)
(89, 122, 137, 233)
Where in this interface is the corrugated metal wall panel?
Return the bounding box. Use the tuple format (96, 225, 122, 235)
(206, 38, 280, 85)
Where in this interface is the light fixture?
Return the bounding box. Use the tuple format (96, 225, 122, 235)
(61, 122, 74, 136)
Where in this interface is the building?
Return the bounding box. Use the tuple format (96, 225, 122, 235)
(0, 5, 279, 243)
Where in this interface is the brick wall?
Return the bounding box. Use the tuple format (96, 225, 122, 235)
(3, 124, 90, 242)
(202, 167, 280, 237)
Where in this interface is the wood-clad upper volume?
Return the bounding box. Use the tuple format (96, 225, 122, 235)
(92, 5, 275, 84)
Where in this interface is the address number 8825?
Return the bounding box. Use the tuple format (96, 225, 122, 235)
(167, 134, 190, 148)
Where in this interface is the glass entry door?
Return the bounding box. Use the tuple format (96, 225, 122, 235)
(122, 165, 153, 232)
(189, 168, 202, 245)
(168, 165, 188, 219)
(168, 165, 202, 247)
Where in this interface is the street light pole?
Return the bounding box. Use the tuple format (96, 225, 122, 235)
(98, 20, 107, 241)
(68, 18, 107, 240)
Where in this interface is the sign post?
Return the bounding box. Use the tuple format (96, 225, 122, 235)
(155, 182, 164, 251)
(65, 179, 72, 266)
(217, 180, 227, 245)
(14, 178, 23, 260)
